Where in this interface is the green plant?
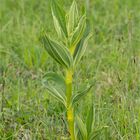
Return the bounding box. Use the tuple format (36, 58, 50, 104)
(75, 105, 108, 140)
(41, 1, 92, 139)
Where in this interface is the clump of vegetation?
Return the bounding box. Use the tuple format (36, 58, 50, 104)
(41, 1, 93, 139)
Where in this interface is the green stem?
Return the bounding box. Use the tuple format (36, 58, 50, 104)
(65, 69, 75, 140)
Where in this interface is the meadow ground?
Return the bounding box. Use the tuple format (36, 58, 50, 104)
(0, 0, 140, 139)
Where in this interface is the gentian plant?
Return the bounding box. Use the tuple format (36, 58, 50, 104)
(41, 1, 93, 139)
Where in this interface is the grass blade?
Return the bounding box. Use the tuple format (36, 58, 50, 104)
(86, 105, 94, 136)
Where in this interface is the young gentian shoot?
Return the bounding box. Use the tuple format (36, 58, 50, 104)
(41, 1, 92, 139)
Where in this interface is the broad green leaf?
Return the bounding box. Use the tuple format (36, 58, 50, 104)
(69, 15, 86, 52)
(52, 13, 67, 41)
(42, 72, 66, 106)
(43, 72, 66, 94)
(67, 0, 79, 35)
(41, 34, 72, 68)
(51, 0, 67, 37)
(73, 33, 92, 66)
(76, 115, 87, 140)
(86, 105, 94, 137)
(72, 84, 93, 106)
(44, 84, 66, 107)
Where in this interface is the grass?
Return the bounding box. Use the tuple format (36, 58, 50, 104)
(0, 0, 140, 139)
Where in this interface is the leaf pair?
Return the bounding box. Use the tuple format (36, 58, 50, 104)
(75, 106, 93, 140)
(43, 72, 94, 108)
(75, 106, 108, 140)
(41, 33, 92, 70)
(74, 82, 95, 140)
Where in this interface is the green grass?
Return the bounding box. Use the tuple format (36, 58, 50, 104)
(0, 0, 140, 139)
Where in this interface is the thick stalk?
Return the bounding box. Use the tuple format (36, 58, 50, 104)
(65, 69, 75, 140)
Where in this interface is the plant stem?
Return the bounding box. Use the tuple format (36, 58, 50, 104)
(65, 69, 75, 140)
(67, 106, 75, 140)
